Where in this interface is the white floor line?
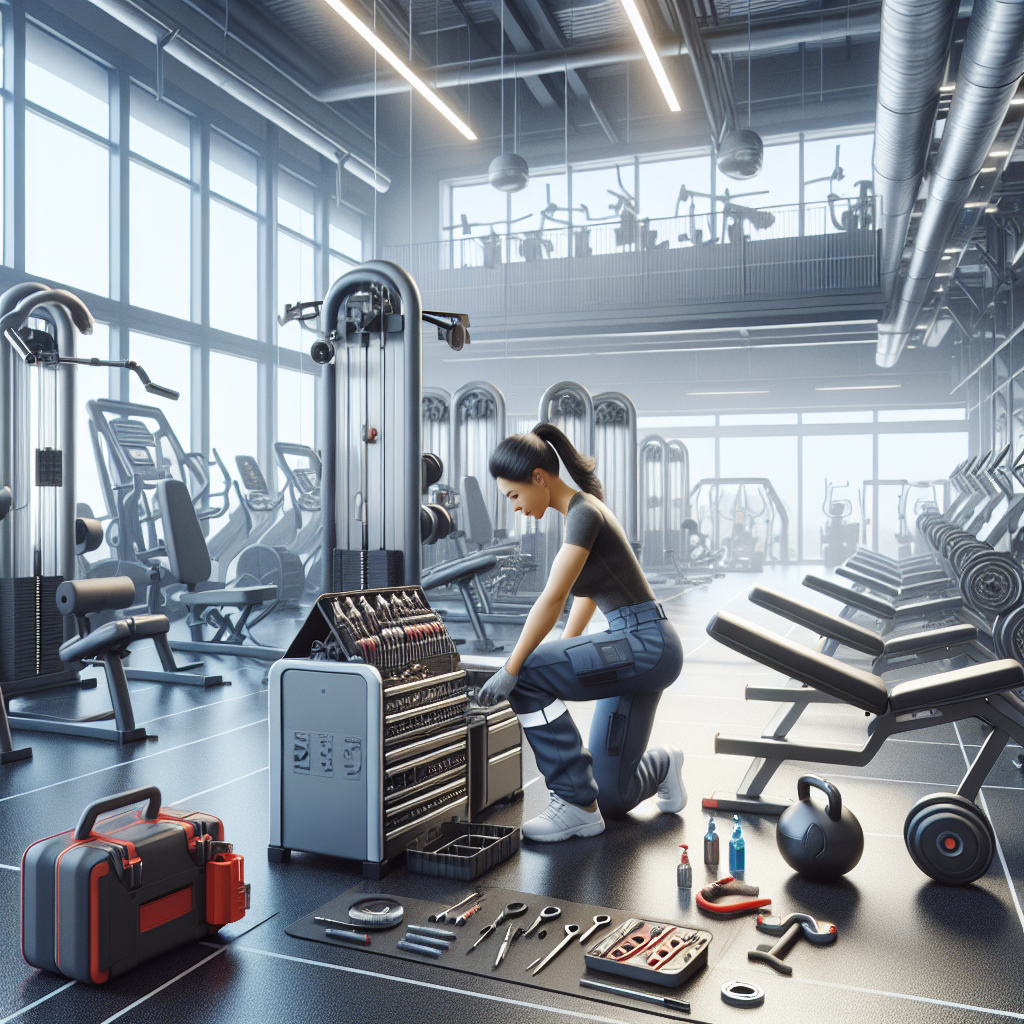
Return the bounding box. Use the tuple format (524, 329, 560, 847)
(169, 766, 269, 808)
(684, 638, 711, 659)
(0, 718, 268, 806)
(952, 722, 1024, 938)
(139, 686, 267, 726)
(787, 975, 1024, 1020)
(98, 947, 228, 1024)
(0, 982, 77, 1024)
(234, 946, 635, 1024)
(522, 774, 544, 790)
(0, 864, 19, 872)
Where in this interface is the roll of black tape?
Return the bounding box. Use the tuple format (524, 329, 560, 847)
(721, 981, 766, 1008)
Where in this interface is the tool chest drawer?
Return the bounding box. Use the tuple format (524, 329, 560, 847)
(467, 703, 523, 815)
(270, 587, 470, 880)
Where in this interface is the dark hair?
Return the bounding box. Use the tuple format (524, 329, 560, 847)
(489, 423, 604, 501)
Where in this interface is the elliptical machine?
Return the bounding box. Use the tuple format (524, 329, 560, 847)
(821, 480, 859, 570)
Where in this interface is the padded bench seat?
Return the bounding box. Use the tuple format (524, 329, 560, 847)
(888, 659, 1024, 713)
(882, 622, 977, 657)
(708, 610, 1023, 718)
(708, 610, 889, 714)
(747, 586, 884, 657)
(803, 575, 962, 620)
(59, 613, 170, 663)
(179, 586, 277, 609)
(421, 553, 499, 590)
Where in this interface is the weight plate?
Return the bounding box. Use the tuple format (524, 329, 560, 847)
(949, 538, 987, 577)
(960, 553, 1024, 616)
(721, 981, 766, 1008)
(941, 529, 972, 559)
(993, 605, 1024, 663)
(904, 792, 994, 885)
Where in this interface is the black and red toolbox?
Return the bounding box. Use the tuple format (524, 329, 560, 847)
(21, 786, 250, 984)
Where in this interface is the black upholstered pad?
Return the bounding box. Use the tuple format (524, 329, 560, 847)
(179, 585, 276, 608)
(888, 658, 1024, 713)
(836, 566, 901, 598)
(748, 585, 884, 656)
(59, 613, 170, 662)
(845, 561, 903, 586)
(882, 622, 977, 656)
(707, 610, 890, 714)
(421, 552, 498, 589)
(895, 594, 962, 616)
(158, 478, 213, 586)
(803, 575, 896, 618)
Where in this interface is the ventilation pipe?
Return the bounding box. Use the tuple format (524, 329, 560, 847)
(872, 0, 960, 301)
(877, 0, 1024, 367)
(85, 0, 390, 192)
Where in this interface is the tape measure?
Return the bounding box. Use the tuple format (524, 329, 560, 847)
(721, 981, 765, 1008)
(348, 898, 405, 928)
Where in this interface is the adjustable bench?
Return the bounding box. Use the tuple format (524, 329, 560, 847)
(422, 551, 503, 653)
(803, 574, 964, 635)
(6, 577, 155, 746)
(835, 564, 955, 601)
(158, 479, 284, 662)
(701, 609, 1024, 883)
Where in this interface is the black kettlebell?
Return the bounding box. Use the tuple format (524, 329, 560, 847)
(776, 775, 864, 881)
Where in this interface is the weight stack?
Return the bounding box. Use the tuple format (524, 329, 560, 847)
(332, 550, 404, 591)
(0, 576, 65, 681)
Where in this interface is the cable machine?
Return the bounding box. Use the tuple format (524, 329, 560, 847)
(315, 261, 469, 591)
(593, 391, 638, 550)
(452, 380, 507, 536)
(638, 434, 668, 574)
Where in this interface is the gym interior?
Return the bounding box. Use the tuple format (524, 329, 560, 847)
(1, 0, 1023, 1021)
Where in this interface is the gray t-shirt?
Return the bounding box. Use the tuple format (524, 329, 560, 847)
(563, 491, 655, 613)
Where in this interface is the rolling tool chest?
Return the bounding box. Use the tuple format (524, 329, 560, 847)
(269, 586, 476, 879)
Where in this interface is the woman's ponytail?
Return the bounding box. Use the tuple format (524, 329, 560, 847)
(531, 423, 604, 501)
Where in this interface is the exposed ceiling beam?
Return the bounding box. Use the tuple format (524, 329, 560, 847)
(314, 3, 883, 102)
(481, 0, 560, 109)
(514, 0, 618, 141)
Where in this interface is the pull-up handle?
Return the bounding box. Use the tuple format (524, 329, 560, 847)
(75, 786, 162, 840)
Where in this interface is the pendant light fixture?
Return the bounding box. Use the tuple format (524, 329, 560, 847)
(489, 10, 529, 192)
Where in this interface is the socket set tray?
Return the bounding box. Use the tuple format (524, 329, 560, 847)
(584, 918, 713, 988)
(405, 820, 520, 881)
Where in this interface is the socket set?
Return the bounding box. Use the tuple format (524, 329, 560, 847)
(271, 587, 472, 879)
(310, 590, 457, 668)
(584, 918, 713, 988)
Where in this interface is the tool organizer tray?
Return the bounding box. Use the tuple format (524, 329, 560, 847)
(286, 884, 714, 1020)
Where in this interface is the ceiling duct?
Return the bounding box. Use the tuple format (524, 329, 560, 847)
(84, 0, 390, 192)
(872, 0, 960, 301)
(877, 0, 1024, 367)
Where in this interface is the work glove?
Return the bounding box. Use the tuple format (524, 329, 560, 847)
(477, 665, 518, 707)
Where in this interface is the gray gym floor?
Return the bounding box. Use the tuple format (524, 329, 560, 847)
(2, 566, 1024, 1023)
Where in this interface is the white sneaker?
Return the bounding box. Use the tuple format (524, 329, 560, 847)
(656, 745, 687, 813)
(521, 792, 606, 842)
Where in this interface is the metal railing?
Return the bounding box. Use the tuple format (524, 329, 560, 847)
(384, 200, 879, 319)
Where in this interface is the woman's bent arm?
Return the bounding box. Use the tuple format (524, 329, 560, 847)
(505, 543, 589, 674)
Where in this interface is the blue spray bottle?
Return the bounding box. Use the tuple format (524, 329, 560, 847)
(729, 815, 745, 873)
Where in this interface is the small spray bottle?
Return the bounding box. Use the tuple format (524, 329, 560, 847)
(729, 815, 745, 873)
(703, 818, 719, 867)
(677, 844, 692, 888)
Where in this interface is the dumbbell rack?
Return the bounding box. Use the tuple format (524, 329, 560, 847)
(269, 586, 471, 879)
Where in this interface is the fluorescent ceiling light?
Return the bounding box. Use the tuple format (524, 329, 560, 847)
(816, 384, 902, 391)
(687, 389, 769, 395)
(1011, 97, 1024, 106)
(944, 248, 959, 253)
(985, 205, 999, 213)
(981, 166, 997, 173)
(964, 201, 987, 208)
(935, 271, 951, 276)
(990, 150, 1009, 157)
(618, 0, 680, 112)
(321, 0, 476, 140)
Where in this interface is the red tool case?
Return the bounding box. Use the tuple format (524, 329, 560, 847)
(21, 786, 249, 983)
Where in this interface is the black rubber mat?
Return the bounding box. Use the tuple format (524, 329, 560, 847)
(285, 883, 715, 1020)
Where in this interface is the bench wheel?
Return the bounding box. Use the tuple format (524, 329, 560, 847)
(904, 792, 994, 885)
